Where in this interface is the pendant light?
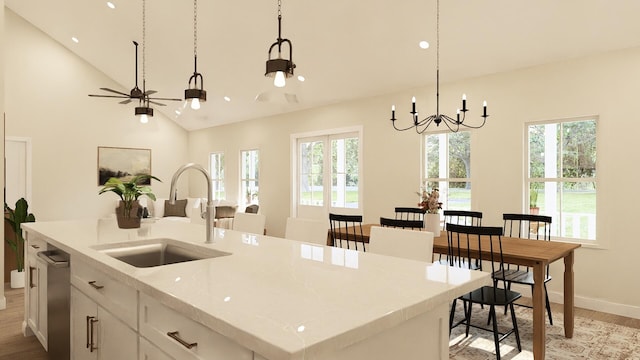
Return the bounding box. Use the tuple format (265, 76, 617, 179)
(265, 0, 295, 88)
(184, 0, 206, 110)
(136, 0, 154, 123)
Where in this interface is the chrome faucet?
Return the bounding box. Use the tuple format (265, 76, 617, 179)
(169, 163, 215, 243)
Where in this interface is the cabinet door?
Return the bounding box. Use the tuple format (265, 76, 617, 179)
(71, 287, 98, 360)
(97, 307, 137, 360)
(36, 257, 48, 346)
(26, 253, 38, 332)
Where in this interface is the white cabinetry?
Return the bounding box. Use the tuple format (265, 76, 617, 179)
(139, 293, 253, 360)
(70, 260, 137, 360)
(25, 237, 47, 349)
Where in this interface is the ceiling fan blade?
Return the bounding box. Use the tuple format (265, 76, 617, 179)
(148, 96, 182, 102)
(88, 94, 129, 99)
(119, 99, 133, 104)
(99, 87, 130, 96)
(148, 100, 167, 107)
(144, 90, 157, 96)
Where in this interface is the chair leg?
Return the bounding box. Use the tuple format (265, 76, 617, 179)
(490, 305, 501, 360)
(544, 283, 553, 325)
(509, 302, 522, 352)
(449, 298, 457, 335)
(465, 301, 472, 338)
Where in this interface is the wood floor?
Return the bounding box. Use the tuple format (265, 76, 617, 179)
(1, 283, 639, 359)
(0, 284, 48, 360)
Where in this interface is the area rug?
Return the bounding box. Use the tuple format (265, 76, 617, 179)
(449, 304, 640, 360)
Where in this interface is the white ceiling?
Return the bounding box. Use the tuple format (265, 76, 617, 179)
(6, 0, 640, 131)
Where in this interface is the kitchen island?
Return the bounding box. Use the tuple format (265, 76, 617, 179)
(23, 218, 490, 360)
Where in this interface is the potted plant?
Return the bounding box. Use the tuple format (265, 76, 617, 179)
(417, 187, 443, 236)
(99, 174, 160, 229)
(5, 198, 36, 288)
(529, 183, 540, 215)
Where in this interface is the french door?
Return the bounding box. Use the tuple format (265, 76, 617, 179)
(294, 129, 362, 221)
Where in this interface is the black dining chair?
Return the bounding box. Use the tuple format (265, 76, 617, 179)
(495, 213, 554, 325)
(329, 213, 366, 251)
(438, 210, 483, 264)
(380, 217, 424, 230)
(394, 207, 426, 221)
(447, 223, 522, 360)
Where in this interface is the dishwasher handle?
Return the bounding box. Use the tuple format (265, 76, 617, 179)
(37, 250, 70, 268)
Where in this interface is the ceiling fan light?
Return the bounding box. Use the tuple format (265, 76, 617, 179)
(184, 88, 206, 110)
(135, 106, 153, 118)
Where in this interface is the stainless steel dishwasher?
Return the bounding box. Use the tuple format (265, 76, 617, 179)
(37, 247, 70, 359)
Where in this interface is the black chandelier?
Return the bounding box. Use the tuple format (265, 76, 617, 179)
(265, 0, 295, 88)
(184, 0, 206, 110)
(391, 0, 488, 133)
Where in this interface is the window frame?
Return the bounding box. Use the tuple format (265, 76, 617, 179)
(209, 151, 225, 200)
(525, 116, 598, 245)
(422, 130, 473, 212)
(240, 148, 260, 207)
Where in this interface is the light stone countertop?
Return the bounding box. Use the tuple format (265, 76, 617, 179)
(23, 218, 490, 360)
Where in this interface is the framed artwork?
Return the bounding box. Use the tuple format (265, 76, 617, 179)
(97, 146, 152, 185)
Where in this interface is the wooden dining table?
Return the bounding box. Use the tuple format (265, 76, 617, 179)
(328, 224, 581, 360)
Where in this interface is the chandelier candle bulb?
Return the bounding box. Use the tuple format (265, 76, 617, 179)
(483, 101, 487, 117)
(462, 94, 467, 112)
(391, 105, 396, 120)
(412, 97, 416, 113)
(456, 109, 460, 122)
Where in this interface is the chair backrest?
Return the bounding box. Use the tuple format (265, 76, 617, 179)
(285, 217, 328, 245)
(394, 207, 427, 221)
(245, 204, 259, 214)
(503, 213, 552, 240)
(446, 223, 510, 296)
(369, 226, 434, 262)
(328, 213, 366, 251)
(232, 212, 266, 235)
(443, 210, 482, 229)
(380, 217, 424, 230)
(445, 223, 503, 272)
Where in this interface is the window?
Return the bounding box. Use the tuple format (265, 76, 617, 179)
(527, 118, 596, 241)
(240, 149, 259, 206)
(209, 152, 225, 200)
(423, 131, 472, 211)
(295, 128, 362, 218)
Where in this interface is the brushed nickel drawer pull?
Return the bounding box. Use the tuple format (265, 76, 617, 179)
(89, 317, 99, 352)
(167, 331, 198, 349)
(88, 281, 104, 290)
(31, 244, 40, 249)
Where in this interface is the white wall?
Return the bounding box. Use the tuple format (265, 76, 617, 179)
(3, 9, 190, 222)
(189, 47, 640, 317)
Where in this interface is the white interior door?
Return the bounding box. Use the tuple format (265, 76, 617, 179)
(5, 137, 32, 207)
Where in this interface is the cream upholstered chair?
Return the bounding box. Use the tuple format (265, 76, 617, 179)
(284, 217, 328, 245)
(368, 226, 434, 262)
(232, 212, 266, 235)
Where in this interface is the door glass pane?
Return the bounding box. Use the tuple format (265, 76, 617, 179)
(448, 132, 470, 179)
(331, 137, 358, 208)
(300, 141, 323, 206)
(425, 135, 440, 178)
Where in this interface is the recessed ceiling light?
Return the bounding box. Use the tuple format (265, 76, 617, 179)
(419, 40, 429, 49)
(107, 2, 116, 9)
(223, 96, 231, 102)
(71, 37, 79, 43)
(297, 75, 305, 82)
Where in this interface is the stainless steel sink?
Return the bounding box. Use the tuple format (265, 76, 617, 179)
(94, 239, 230, 268)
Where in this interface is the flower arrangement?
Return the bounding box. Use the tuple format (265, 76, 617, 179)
(417, 188, 443, 214)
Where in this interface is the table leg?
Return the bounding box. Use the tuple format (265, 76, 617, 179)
(532, 262, 546, 360)
(564, 251, 575, 338)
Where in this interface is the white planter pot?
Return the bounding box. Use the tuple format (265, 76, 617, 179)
(424, 213, 441, 237)
(11, 269, 25, 289)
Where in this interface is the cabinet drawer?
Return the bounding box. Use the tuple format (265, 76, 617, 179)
(27, 237, 48, 257)
(140, 337, 174, 360)
(140, 293, 253, 360)
(71, 259, 137, 330)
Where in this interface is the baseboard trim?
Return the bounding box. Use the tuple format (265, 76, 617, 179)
(0, 295, 6, 310)
(510, 283, 640, 320)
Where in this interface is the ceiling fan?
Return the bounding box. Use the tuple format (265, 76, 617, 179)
(88, 41, 180, 107)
